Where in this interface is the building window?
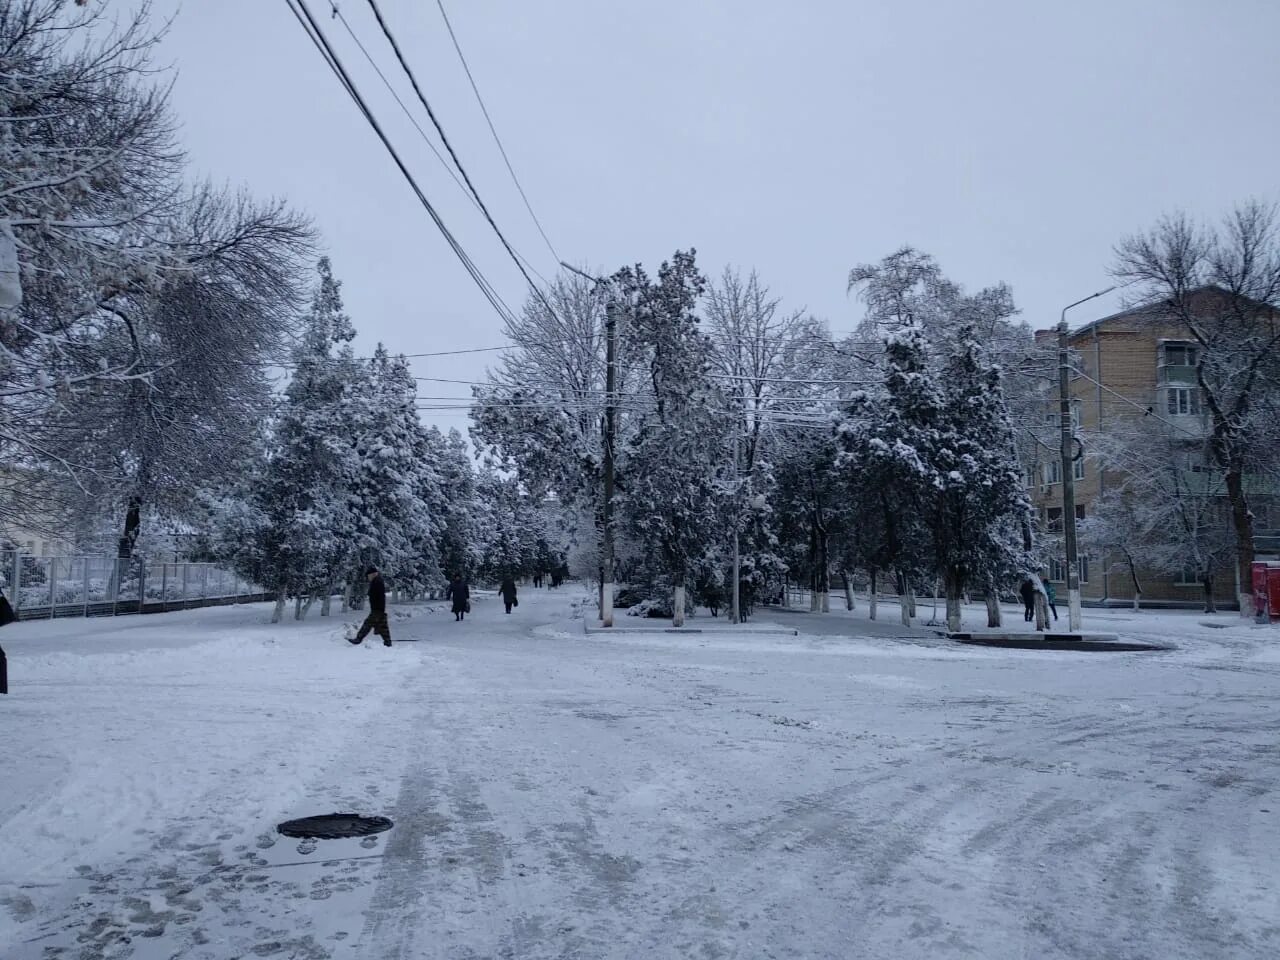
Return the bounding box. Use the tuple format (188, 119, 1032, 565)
(1049, 557, 1065, 582)
(1043, 460, 1062, 486)
(1162, 343, 1198, 367)
(1167, 387, 1201, 416)
(1176, 563, 1200, 586)
(1046, 507, 1063, 533)
(1073, 457, 1085, 481)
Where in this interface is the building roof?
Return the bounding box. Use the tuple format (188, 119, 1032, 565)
(1061, 284, 1279, 342)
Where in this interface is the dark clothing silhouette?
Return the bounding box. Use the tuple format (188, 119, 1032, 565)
(353, 571, 390, 646)
(1019, 580, 1036, 623)
(500, 578, 518, 614)
(447, 577, 470, 620)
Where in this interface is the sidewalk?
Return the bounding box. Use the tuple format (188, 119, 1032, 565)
(583, 616, 798, 636)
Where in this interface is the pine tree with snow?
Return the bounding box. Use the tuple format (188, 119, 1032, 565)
(342, 347, 443, 604)
(835, 325, 940, 625)
(928, 327, 1035, 631)
(614, 250, 731, 625)
(250, 258, 362, 622)
(426, 427, 484, 584)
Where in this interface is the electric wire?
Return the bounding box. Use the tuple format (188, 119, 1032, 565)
(434, 0, 561, 264)
(284, 0, 519, 328)
(361, 0, 561, 314)
(328, 3, 552, 287)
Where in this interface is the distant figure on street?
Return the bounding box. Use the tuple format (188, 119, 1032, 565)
(1045, 580, 1060, 621)
(350, 566, 391, 647)
(499, 577, 518, 614)
(1019, 579, 1036, 622)
(447, 574, 470, 621)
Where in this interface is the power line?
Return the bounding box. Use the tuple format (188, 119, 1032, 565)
(361, 0, 560, 313)
(434, 0, 561, 264)
(284, 0, 519, 327)
(329, 3, 552, 287)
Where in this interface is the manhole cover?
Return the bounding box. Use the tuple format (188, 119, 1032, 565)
(277, 813, 393, 840)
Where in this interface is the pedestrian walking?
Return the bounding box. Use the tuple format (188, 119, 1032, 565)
(447, 573, 470, 621)
(499, 576, 518, 614)
(349, 566, 391, 647)
(1019, 579, 1036, 622)
(0, 585, 13, 695)
(1045, 580, 1060, 621)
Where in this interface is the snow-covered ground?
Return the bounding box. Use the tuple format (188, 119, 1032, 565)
(2, 590, 1278, 959)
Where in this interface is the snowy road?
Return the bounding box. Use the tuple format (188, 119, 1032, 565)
(2, 592, 1278, 959)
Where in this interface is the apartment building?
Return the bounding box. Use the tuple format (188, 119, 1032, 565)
(1026, 288, 1278, 607)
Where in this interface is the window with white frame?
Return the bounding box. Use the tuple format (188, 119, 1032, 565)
(1043, 459, 1062, 485)
(1166, 387, 1201, 416)
(1073, 456, 1085, 481)
(1162, 342, 1198, 367)
(1050, 556, 1090, 584)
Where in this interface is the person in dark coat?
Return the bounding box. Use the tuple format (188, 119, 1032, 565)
(350, 566, 391, 646)
(0, 586, 12, 695)
(499, 577, 518, 614)
(1045, 580, 1060, 621)
(446, 574, 470, 621)
(1018, 579, 1036, 622)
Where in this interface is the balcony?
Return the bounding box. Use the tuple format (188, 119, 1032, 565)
(1157, 363, 1198, 386)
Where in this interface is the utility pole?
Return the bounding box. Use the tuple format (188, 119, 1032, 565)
(601, 294, 618, 628)
(562, 262, 618, 627)
(1058, 285, 1116, 632)
(731, 428, 741, 624)
(1057, 320, 1082, 631)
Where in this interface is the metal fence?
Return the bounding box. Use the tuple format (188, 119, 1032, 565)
(0, 553, 270, 620)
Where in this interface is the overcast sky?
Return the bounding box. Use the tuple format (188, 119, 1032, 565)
(152, 0, 1280, 430)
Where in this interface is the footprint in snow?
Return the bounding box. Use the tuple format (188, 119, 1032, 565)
(256, 834, 277, 850)
(296, 838, 318, 856)
(359, 835, 379, 849)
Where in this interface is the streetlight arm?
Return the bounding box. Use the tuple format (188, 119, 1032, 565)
(1059, 285, 1117, 330)
(560, 261, 609, 287)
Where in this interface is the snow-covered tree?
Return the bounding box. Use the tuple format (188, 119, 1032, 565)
(0, 5, 312, 493)
(835, 327, 938, 625)
(614, 250, 730, 625)
(427, 426, 483, 584)
(227, 258, 361, 622)
(1089, 422, 1236, 613)
(1112, 202, 1280, 614)
(927, 329, 1035, 631)
(342, 347, 443, 605)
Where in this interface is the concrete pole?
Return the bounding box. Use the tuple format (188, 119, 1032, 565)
(731, 429, 741, 624)
(1056, 285, 1115, 631)
(600, 295, 619, 628)
(1058, 320, 1083, 631)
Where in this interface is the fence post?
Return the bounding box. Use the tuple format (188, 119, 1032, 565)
(160, 562, 167, 612)
(137, 559, 146, 614)
(11, 553, 20, 618)
(83, 557, 89, 617)
(181, 564, 189, 610)
(48, 557, 55, 619)
(200, 565, 208, 605)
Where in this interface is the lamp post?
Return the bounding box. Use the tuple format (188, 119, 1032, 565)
(1058, 285, 1116, 631)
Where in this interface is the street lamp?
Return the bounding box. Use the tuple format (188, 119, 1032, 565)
(1058, 285, 1116, 631)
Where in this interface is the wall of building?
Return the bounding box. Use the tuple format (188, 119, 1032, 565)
(1027, 311, 1248, 607)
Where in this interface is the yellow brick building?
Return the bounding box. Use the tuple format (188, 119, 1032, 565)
(1026, 292, 1278, 607)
